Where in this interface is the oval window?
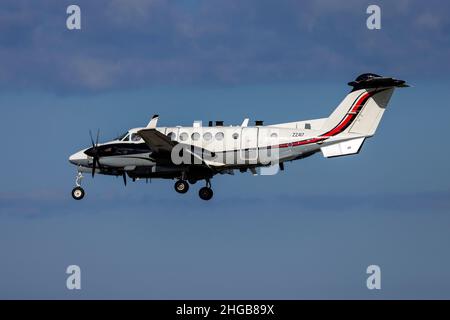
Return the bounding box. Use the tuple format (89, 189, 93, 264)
(167, 132, 176, 140)
(215, 132, 224, 141)
(270, 133, 278, 138)
(192, 132, 200, 141)
(232, 132, 239, 139)
(180, 132, 189, 141)
(203, 132, 212, 141)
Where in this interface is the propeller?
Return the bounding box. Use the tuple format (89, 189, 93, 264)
(89, 129, 102, 178)
(122, 172, 127, 186)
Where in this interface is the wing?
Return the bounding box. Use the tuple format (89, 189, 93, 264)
(137, 128, 177, 153)
(137, 128, 212, 167)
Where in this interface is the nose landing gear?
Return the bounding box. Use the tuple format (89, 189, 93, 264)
(72, 187, 85, 200)
(71, 171, 85, 200)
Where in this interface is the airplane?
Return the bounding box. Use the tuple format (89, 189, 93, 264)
(69, 73, 408, 201)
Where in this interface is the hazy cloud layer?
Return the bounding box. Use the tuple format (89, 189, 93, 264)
(1, 190, 449, 218)
(0, 0, 449, 92)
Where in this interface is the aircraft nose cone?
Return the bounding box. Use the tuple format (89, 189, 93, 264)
(69, 150, 89, 166)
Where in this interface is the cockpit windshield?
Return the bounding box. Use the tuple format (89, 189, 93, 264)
(115, 132, 129, 141)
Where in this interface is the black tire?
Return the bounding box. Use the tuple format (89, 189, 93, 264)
(72, 187, 85, 200)
(188, 178, 197, 185)
(174, 180, 189, 194)
(198, 187, 213, 201)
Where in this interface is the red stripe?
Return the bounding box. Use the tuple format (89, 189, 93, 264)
(274, 90, 379, 149)
(322, 91, 370, 137)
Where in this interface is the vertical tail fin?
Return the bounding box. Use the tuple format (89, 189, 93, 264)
(348, 88, 393, 136)
(321, 73, 408, 138)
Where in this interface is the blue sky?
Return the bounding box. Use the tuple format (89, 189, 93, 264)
(1, 0, 450, 299)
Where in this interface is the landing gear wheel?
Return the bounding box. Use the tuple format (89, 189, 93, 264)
(72, 187, 85, 200)
(199, 187, 213, 201)
(174, 180, 189, 194)
(188, 178, 197, 185)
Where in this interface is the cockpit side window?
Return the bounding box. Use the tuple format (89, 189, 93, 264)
(122, 134, 130, 141)
(131, 133, 142, 142)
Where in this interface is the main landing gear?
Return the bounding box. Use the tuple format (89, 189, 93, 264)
(173, 178, 214, 200)
(199, 186, 213, 201)
(174, 180, 189, 194)
(72, 171, 85, 200)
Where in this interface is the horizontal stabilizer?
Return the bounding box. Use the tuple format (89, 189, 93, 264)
(348, 73, 408, 90)
(321, 137, 365, 158)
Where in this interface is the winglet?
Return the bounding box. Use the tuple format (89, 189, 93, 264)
(146, 114, 159, 128)
(241, 118, 249, 127)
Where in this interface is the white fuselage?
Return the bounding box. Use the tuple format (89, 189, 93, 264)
(69, 120, 365, 171)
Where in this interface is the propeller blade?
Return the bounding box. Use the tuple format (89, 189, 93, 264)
(122, 172, 127, 186)
(96, 129, 100, 146)
(88, 130, 102, 178)
(92, 157, 97, 177)
(89, 130, 95, 148)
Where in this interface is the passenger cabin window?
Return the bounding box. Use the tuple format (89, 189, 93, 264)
(215, 132, 224, 141)
(203, 132, 212, 141)
(167, 132, 176, 140)
(232, 133, 239, 139)
(192, 132, 200, 141)
(305, 123, 311, 130)
(270, 133, 278, 138)
(180, 132, 189, 141)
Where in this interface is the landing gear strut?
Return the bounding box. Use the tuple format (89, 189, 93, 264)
(174, 180, 189, 194)
(72, 171, 85, 200)
(198, 179, 213, 201)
